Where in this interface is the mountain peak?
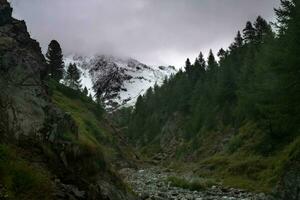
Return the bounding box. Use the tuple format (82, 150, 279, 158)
(65, 54, 176, 110)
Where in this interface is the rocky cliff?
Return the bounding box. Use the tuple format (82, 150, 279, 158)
(0, 1, 136, 199)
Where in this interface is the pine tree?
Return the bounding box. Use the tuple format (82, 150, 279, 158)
(207, 50, 218, 73)
(229, 31, 243, 50)
(254, 16, 273, 43)
(46, 40, 64, 81)
(83, 87, 88, 96)
(65, 63, 81, 90)
(198, 52, 206, 71)
(185, 58, 192, 74)
(274, 0, 295, 35)
(243, 21, 256, 44)
(217, 48, 227, 62)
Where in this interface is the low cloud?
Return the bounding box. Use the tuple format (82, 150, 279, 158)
(11, 0, 280, 68)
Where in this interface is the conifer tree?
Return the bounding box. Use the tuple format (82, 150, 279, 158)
(207, 50, 218, 73)
(65, 63, 81, 90)
(198, 52, 206, 71)
(185, 58, 192, 74)
(274, 0, 295, 35)
(46, 40, 64, 81)
(83, 87, 88, 96)
(230, 31, 243, 50)
(243, 21, 256, 44)
(254, 16, 273, 42)
(217, 48, 226, 62)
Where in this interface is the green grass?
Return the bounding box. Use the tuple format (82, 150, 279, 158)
(49, 82, 118, 158)
(165, 122, 300, 193)
(0, 145, 53, 200)
(49, 81, 134, 168)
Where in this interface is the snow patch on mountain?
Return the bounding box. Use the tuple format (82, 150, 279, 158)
(64, 55, 176, 109)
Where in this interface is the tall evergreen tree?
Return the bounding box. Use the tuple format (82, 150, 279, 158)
(46, 40, 64, 81)
(217, 48, 227, 62)
(207, 50, 218, 73)
(65, 63, 81, 90)
(254, 16, 273, 43)
(198, 52, 206, 71)
(185, 58, 192, 74)
(274, 0, 295, 35)
(83, 87, 88, 96)
(243, 21, 256, 44)
(229, 31, 243, 50)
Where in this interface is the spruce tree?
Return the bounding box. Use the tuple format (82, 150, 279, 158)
(65, 63, 81, 90)
(230, 31, 243, 50)
(198, 52, 206, 71)
(274, 0, 295, 35)
(46, 40, 64, 81)
(243, 21, 256, 44)
(254, 16, 273, 43)
(83, 87, 88, 96)
(217, 48, 226, 61)
(185, 58, 192, 74)
(207, 50, 218, 73)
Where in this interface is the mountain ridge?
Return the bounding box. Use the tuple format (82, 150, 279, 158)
(64, 54, 176, 110)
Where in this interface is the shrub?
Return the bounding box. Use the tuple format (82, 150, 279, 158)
(226, 135, 243, 153)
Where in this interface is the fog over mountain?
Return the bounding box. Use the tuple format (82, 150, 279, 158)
(10, 0, 280, 68)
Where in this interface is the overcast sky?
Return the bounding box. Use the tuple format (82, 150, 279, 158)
(10, 0, 280, 68)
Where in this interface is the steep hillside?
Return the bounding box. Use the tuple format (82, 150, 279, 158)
(0, 1, 136, 199)
(64, 55, 176, 110)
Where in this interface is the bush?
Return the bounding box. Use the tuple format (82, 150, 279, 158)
(226, 135, 243, 153)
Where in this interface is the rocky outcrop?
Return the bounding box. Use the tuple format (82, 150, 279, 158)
(276, 154, 300, 200)
(0, 1, 136, 199)
(0, 1, 48, 140)
(0, 0, 12, 26)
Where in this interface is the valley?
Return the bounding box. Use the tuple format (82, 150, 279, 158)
(0, 0, 299, 199)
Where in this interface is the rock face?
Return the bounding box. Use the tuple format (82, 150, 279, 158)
(0, 0, 48, 140)
(65, 55, 176, 110)
(0, 1, 136, 199)
(0, 0, 12, 26)
(276, 157, 300, 200)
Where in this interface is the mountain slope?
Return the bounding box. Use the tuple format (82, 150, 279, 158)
(0, 1, 136, 199)
(65, 55, 176, 109)
(115, 3, 300, 199)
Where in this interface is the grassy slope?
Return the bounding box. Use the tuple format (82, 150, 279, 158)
(51, 83, 133, 165)
(166, 122, 300, 193)
(0, 83, 135, 199)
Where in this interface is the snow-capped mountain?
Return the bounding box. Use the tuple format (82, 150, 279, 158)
(64, 55, 176, 110)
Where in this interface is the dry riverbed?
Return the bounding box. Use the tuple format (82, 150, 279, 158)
(119, 167, 274, 200)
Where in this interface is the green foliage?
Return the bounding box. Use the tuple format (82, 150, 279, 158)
(0, 145, 53, 200)
(226, 135, 243, 154)
(123, 1, 299, 154)
(64, 63, 81, 90)
(116, 1, 300, 192)
(46, 40, 64, 81)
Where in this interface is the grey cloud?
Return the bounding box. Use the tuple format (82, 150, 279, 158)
(10, 0, 280, 67)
